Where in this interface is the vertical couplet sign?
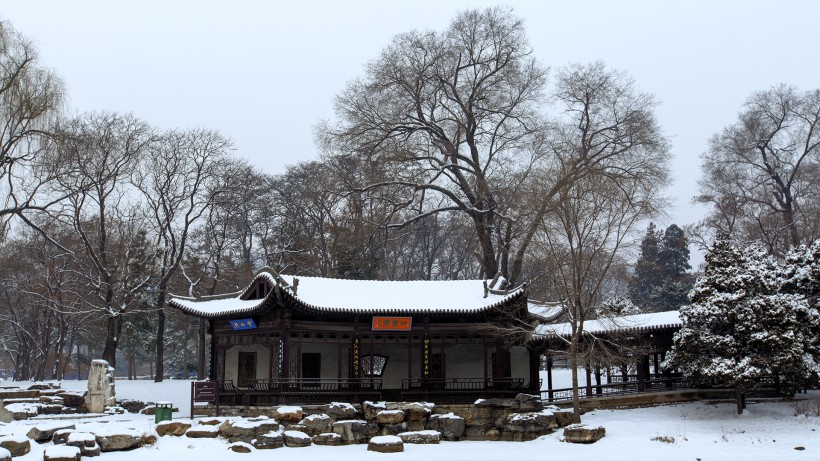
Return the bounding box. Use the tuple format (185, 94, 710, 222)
(423, 334, 430, 379)
(353, 337, 360, 378)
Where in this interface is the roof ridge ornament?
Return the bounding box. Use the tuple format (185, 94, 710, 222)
(257, 266, 290, 288)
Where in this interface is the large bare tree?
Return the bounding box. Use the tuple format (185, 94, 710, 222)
(321, 8, 669, 284)
(54, 112, 154, 368)
(133, 128, 232, 382)
(696, 85, 820, 255)
(0, 19, 65, 237)
(536, 63, 670, 423)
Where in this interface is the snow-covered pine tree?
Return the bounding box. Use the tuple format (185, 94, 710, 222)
(783, 238, 820, 306)
(664, 235, 819, 414)
(782, 239, 820, 361)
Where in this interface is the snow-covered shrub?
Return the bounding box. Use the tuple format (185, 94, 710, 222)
(598, 296, 642, 317)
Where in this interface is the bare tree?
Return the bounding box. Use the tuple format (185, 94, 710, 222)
(133, 128, 233, 382)
(696, 85, 820, 255)
(536, 64, 669, 423)
(320, 8, 669, 285)
(0, 19, 65, 237)
(54, 112, 154, 368)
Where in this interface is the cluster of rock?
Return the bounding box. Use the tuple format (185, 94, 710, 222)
(0, 383, 85, 422)
(155, 403, 445, 454)
(432, 394, 575, 441)
(0, 421, 155, 460)
(1, 388, 173, 424)
(153, 393, 579, 454)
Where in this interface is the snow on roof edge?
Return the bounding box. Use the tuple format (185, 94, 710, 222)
(168, 268, 528, 318)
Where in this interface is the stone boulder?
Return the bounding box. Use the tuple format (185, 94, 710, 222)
(331, 420, 368, 445)
(402, 403, 433, 422)
(43, 446, 80, 461)
(59, 392, 86, 408)
(474, 393, 542, 412)
(283, 430, 311, 448)
(398, 430, 440, 444)
(363, 401, 387, 421)
(299, 414, 332, 436)
(0, 404, 12, 424)
(156, 421, 192, 437)
(0, 447, 9, 461)
(229, 442, 253, 453)
(284, 424, 307, 433)
(313, 432, 342, 446)
(185, 425, 220, 438)
(367, 435, 403, 453)
(553, 410, 575, 428)
(40, 396, 65, 406)
(325, 402, 356, 420)
(376, 410, 405, 425)
(563, 424, 605, 444)
(4, 403, 37, 421)
(117, 399, 147, 413)
(198, 417, 225, 426)
(52, 430, 74, 445)
(427, 413, 465, 440)
(0, 436, 31, 456)
(274, 406, 303, 424)
(93, 428, 143, 452)
(251, 431, 283, 449)
(220, 418, 280, 443)
(66, 432, 101, 457)
(504, 411, 558, 433)
(26, 422, 75, 442)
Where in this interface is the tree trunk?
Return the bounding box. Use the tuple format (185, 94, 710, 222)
(472, 214, 499, 279)
(154, 288, 167, 382)
(735, 388, 745, 415)
(570, 335, 582, 424)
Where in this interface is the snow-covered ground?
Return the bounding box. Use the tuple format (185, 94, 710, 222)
(1, 379, 817, 460)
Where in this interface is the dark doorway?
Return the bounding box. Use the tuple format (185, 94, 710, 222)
(302, 352, 322, 380)
(237, 351, 256, 387)
(430, 353, 443, 379)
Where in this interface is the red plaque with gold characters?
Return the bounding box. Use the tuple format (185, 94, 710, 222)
(371, 316, 413, 331)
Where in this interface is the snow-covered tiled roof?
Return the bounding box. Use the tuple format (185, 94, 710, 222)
(169, 269, 526, 318)
(534, 310, 682, 338)
(527, 301, 563, 322)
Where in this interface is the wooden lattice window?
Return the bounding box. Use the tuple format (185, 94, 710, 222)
(361, 354, 388, 377)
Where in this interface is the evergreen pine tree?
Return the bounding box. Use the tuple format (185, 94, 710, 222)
(629, 223, 661, 308)
(664, 235, 819, 414)
(658, 224, 693, 310)
(629, 223, 694, 311)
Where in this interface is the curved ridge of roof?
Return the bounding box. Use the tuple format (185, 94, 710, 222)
(168, 267, 527, 318)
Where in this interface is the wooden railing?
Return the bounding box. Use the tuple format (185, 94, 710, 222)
(401, 377, 525, 391)
(216, 378, 383, 405)
(541, 376, 687, 402)
(248, 377, 382, 393)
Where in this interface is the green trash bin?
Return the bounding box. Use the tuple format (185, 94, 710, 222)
(154, 401, 173, 424)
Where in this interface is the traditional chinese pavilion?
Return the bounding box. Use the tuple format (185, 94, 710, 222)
(169, 268, 543, 404)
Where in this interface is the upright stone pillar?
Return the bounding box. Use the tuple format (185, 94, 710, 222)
(86, 359, 116, 413)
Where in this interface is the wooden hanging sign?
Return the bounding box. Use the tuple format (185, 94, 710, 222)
(371, 316, 413, 331)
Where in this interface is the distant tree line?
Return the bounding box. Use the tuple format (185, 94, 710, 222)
(0, 7, 818, 386)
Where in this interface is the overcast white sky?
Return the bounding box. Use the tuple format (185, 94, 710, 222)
(4, 0, 819, 254)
